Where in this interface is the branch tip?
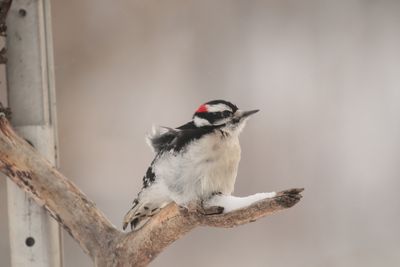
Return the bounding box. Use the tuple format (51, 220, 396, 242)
(274, 188, 304, 208)
(0, 102, 12, 120)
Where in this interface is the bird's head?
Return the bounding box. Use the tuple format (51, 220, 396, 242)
(192, 100, 259, 133)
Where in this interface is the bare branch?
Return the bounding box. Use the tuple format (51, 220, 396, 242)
(0, 105, 303, 266)
(0, 0, 12, 64)
(200, 188, 303, 227)
(116, 189, 303, 266)
(0, 0, 12, 34)
(0, 108, 119, 260)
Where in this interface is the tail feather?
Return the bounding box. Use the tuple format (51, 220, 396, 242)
(122, 200, 168, 231)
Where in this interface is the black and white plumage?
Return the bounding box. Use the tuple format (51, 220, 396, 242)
(123, 100, 259, 230)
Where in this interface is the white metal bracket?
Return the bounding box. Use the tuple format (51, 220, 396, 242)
(5, 0, 62, 266)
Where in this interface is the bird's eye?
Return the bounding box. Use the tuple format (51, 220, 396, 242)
(222, 110, 232, 117)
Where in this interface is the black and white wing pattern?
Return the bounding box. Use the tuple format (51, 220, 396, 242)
(123, 122, 217, 230)
(146, 122, 215, 153)
(145, 125, 179, 154)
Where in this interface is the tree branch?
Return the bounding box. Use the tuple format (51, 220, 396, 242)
(0, 108, 119, 260)
(0, 106, 303, 266)
(0, 0, 12, 64)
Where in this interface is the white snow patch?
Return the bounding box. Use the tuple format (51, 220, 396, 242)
(205, 192, 277, 213)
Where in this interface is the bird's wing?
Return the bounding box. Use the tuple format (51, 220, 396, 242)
(146, 122, 215, 153)
(145, 125, 179, 153)
(176, 121, 197, 130)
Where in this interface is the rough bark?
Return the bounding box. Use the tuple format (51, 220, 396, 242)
(0, 107, 303, 266)
(0, 0, 12, 63)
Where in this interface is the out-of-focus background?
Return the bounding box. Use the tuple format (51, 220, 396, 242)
(1, 0, 400, 266)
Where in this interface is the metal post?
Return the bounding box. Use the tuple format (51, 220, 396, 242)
(5, 0, 62, 266)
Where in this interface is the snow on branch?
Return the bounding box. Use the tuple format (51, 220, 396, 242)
(0, 105, 303, 267)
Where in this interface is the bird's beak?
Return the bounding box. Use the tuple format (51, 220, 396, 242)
(240, 109, 259, 118)
(232, 109, 259, 124)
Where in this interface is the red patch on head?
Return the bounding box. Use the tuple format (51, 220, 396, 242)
(196, 104, 208, 113)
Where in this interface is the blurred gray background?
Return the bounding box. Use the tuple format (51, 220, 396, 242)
(1, 0, 400, 266)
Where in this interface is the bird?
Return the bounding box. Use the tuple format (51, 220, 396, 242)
(123, 100, 259, 231)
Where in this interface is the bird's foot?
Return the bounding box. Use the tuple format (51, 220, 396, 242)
(199, 198, 224, 215)
(199, 205, 224, 215)
(179, 201, 224, 215)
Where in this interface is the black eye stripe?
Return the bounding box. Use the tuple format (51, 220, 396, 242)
(195, 111, 232, 124)
(196, 112, 219, 121)
(222, 110, 232, 117)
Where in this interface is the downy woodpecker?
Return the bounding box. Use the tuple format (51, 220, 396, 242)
(123, 100, 259, 230)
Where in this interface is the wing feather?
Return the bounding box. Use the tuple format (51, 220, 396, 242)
(145, 125, 178, 153)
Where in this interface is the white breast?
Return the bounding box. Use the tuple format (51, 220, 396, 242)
(154, 132, 241, 205)
(198, 133, 241, 196)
